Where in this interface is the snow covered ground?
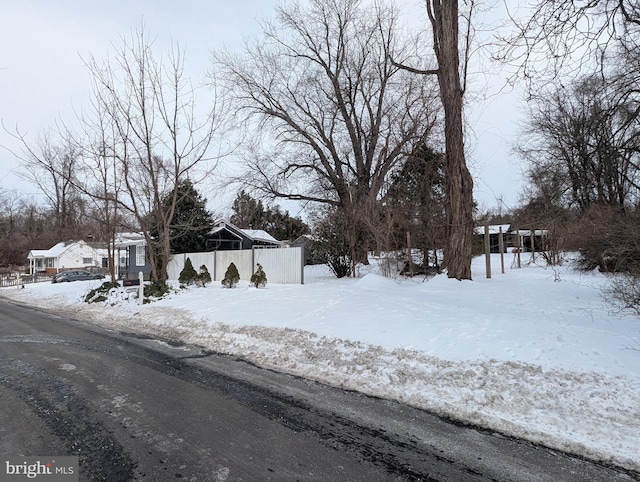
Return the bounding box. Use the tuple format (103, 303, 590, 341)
(2, 253, 639, 472)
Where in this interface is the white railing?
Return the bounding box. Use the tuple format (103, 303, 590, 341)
(0, 273, 51, 288)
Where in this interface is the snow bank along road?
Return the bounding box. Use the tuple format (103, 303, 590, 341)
(0, 299, 637, 481)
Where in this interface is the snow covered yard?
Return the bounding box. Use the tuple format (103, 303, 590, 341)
(2, 253, 639, 472)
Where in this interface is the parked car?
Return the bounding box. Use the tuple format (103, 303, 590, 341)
(51, 270, 105, 283)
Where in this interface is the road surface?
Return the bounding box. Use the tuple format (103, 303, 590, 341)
(0, 298, 637, 481)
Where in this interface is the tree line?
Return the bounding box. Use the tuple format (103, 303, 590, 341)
(3, 0, 458, 283)
(2, 0, 638, 290)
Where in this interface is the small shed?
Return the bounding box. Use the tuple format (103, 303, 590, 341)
(291, 234, 322, 265)
(514, 229, 548, 252)
(205, 220, 281, 251)
(27, 240, 106, 275)
(474, 225, 513, 253)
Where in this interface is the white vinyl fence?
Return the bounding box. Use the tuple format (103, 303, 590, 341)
(167, 247, 304, 284)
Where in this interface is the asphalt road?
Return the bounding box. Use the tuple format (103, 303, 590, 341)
(0, 297, 637, 481)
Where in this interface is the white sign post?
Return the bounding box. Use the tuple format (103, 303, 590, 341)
(138, 271, 144, 305)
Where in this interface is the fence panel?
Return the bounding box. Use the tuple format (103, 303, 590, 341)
(167, 255, 183, 281)
(168, 247, 304, 284)
(167, 252, 216, 281)
(188, 252, 215, 279)
(214, 250, 253, 282)
(254, 247, 303, 284)
(0, 274, 50, 288)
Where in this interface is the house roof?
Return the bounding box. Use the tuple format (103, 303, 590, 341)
(114, 232, 147, 248)
(474, 224, 511, 235)
(211, 220, 280, 245)
(210, 225, 243, 239)
(241, 229, 280, 244)
(28, 240, 79, 259)
(473, 225, 549, 237)
(517, 229, 548, 236)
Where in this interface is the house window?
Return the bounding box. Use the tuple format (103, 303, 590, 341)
(136, 245, 146, 266)
(45, 258, 55, 268)
(82, 257, 92, 265)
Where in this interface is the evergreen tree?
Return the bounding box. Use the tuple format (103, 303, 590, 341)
(179, 257, 198, 285)
(230, 190, 267, 229)
(384, 145, 446, 267)
(150, 180, 214, 254)
(310, 207, 352, 278)
(196, 264, 212, 287)
(231, 190, 309, 241)
(222, 262, 240, 288)
(250, 263, 267, 288)
(264, 205, 309, 241)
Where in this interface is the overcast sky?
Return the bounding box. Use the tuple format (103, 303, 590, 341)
(0, 0, 524, 214)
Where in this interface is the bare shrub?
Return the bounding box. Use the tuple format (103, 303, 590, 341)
(575, 206, 640, 274)
(538, 227, 567, 267)
(309, 207, 353, 279)
(512, 201, 572, 268)
(606, 274, 640, 317)
(375, 254, 403, 279)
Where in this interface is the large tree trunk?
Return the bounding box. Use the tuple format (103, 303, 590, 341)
(429, 1, 474, 280)
(441, 92, 473, 280)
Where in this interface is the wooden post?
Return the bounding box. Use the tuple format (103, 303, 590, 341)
(406, 231, 413, 277)
(530, 230, 535, 262)
(499, 226, 505, 274)
(484, 224, 491, 279)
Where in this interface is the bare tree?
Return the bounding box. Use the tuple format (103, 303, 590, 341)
(73, 106, 127, 282)
(0, 191, 28, 266)
(8, 130, 85, 241)
(0, 189, 72, 267)
(6, 116, 129, 278)
(498, 0, 640, 92)
(426, 1, 475, 280)
(215, 0, 440, 274)
(392, 1, 476, 280)
(424, 1, 477, 280)
(503, 1, 640, 276)
(499, 0, 640, 142)
(519, 74, 640, 212)
(84, 28, 223, 284)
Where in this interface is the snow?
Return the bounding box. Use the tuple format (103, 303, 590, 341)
(3, 253, 640, 472)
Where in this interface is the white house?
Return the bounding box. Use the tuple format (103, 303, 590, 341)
(27, 240, 106, 275)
